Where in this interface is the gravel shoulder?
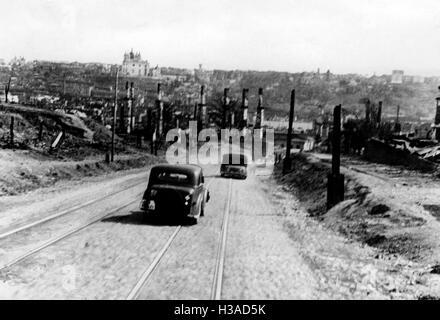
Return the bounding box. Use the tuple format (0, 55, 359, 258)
(0, 148, 162, 197)
(272, 152, 440, 299)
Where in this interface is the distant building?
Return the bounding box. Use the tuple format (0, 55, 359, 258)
(391, 70, 404, 84)
(194, 64, 213, 82)
(412, 75, 425, 84)
(9, 56, 26, 67)
(150, 65, 161, 78)
(121, 49, 150, 77)
(265, 119, 314, 133)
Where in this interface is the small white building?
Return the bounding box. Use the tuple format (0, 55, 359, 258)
(391, 70, 404, 84)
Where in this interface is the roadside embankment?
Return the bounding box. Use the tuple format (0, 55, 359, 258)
(273, 153, 440, 298)
(273, 153, 440, 265)
(0, 149, 163, 197)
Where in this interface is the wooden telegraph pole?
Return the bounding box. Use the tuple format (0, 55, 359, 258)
(5, 77, 11, 103)
(119, 82, 127, 133)
(222, 88, 229, 129)
(111, 69, 118, 162)
(10, 116, 14, 146)
(157, 83, 163, 136)
(394, 104, 401, 133)
(193, 101, 198, 124)
(129, 82, 134, 133)
(241, 88, 249, 130)
(153, 83, 163, 155)
(200, 85, 207, 130)
(255, 88, 264, 129)
(283, 89, 295, 174)
(435, 87, 440, 140)
(377, 101, 383, 125)
(327, 104, 345, 209)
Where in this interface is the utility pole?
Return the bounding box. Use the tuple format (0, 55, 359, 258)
(126, 81, 132, 134)
(193, 101, 198, 123)
(377, 101, 382, 125)
(38, 117, 43, 141)
(5, 77, 11, 103)
(156, 83, 163, 136)
(62, 74, 66, 96)
(147, 107, 154, 154)
(255, 88, 264, 129)
(365, 99, 371, 123)
(283, 89, 295, 174)
(154, 83, 163, 155)
(111, 69, 118, 162)
(129, 82, 134, 133)
(119, 82, 127, 133)
(394, 105, 401, 133)
(241, 88, 249, 130)
(222, 88, 230, 129)
(10, 116, 14, 146)
(435, 86, 440, 141)
(200, 85, 207, 129)
(327, 104, 345, 209)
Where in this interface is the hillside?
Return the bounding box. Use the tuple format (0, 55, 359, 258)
(2, 61, 439, 122)
(207, 70, 439, 121)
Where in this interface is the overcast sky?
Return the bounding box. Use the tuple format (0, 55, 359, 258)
(1, 0, 439, 76)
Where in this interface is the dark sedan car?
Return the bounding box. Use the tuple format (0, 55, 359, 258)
(140, 164, 210, 223)
(220, 153, 248, 179)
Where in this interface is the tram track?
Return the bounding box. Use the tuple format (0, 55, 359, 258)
(0, 198, 139, 271)
(126, 177, 231, 300)
(0, 178, 146, 240)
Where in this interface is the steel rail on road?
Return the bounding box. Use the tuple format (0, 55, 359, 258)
(0, 197, 140, 271)
(126, 178, 217, 300)
(0, 179, 146, 240)
(211, 178, 232, 300)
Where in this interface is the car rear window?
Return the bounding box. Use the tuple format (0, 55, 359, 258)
(221, 154, 248, 166)
(156, 172, 191, 184)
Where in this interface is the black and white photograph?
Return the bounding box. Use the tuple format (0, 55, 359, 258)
(1, 0, 440, 306)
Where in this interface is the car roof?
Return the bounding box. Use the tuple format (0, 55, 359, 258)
(221, 153, 248, 164)
(150, 164, 203, 176)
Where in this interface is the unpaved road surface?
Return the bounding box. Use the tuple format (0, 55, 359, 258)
(0, 157, 429, 299)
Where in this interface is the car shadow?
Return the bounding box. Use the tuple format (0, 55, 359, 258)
(204, 174, 222, 179)
(102, 210, 197, 227)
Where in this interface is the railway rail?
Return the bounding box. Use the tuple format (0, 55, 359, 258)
(0, 198, 140, 271)
(1, 174, 234, 300)
(126, 177, 232, 300)
(0, 178, 147, 240)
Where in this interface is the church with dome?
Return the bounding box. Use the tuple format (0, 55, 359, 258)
(121, 49, 150, 77)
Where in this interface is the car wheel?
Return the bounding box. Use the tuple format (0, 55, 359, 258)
(141, 212, 150, 223)
(200, 201, 205, 217)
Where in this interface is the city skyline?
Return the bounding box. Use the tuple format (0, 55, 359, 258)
(1, 0, 440, 77)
